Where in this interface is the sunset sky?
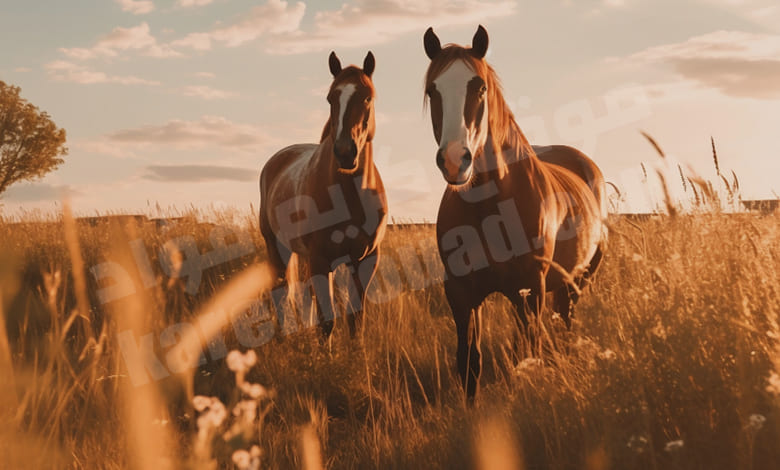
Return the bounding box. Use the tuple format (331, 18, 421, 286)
(1, 0, 779, 220)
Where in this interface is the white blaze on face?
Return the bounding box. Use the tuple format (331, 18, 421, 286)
(336, 83, 356, 137)
(432, 60, 488, 161)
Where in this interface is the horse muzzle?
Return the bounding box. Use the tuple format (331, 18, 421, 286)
(334, 139, 358, 170)
(436, 146, 473, 186)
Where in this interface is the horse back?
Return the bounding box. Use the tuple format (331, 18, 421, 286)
(534, 145, 607, 222)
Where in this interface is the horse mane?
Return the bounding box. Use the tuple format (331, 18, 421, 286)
(424, 46, 532, 163)
(320, 66, 375, 143)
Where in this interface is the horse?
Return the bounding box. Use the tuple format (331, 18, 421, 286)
(423, 25, 608, 399)
(259, 51, 387, 338)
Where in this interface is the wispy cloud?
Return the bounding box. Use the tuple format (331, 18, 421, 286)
(60, 22, 180, 60)
(172, 0, 305, 50)
(180, 85, 237, 100)
(267, 0, 517, 54)
(106, 115, 269, 150)
(116, 0, 155, 15)
(143, 164, 256, 182)
(45, 60, 161, 86)
(629, 30, 780, 99)
(177, 0, 215, 7)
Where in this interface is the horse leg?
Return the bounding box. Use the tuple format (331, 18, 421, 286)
(310, 256, 336, 338)
(455, 305, 483, 402)
(446, 281, 483, 401)
(259, 220, 295, 335)
(553, 285, 573, 329)
(345, 251, 380, 338)
(557, 244, 603, 329)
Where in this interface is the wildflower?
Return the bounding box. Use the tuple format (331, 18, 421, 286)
(747, 414, 766, 431)
(193, 395, 212, 412)
(767, 371, 780, 396)
(627, 435, 648, 454)
(515, 357, 543, 373)
(232, 446, 262, 470)
(598, 349, 616, 360)
(227, 350, 258, 374)
(241, 382, 267, 399)
(194, 396, 227, 431)
(232, 450, 251, 469)
(664, 440, 684, 453)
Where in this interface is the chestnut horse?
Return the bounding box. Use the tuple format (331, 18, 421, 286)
(259, 51, 387, 337)
(423, 26, 607, 398)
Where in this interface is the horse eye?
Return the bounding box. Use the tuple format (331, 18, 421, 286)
(365, 96, 372, 104)
(479, 85, 487, 97)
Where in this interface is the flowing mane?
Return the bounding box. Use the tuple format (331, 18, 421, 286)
(424, 45, 533, 163)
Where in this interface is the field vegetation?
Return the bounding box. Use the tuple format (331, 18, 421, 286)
(1, 204, 779, 469)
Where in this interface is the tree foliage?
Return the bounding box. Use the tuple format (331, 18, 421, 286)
(0, 80, 67, 195)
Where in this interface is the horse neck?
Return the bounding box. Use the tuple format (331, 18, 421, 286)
(314, 133, 376, 188)
(477, 92, 542, 195)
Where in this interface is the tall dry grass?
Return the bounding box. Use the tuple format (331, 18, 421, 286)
(1, 206, 779, 469)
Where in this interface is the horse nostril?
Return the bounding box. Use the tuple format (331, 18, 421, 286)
(349, 141, 357, 159)
(461, 150, 473, 170)
(436, 149, 445, 169)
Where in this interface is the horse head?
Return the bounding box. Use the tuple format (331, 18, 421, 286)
(325, 51, 376, 172)
(423, 25, 493, 186)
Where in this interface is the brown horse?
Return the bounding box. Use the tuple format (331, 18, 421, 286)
(423, 26, 607, 399)
(259, 51, 387, 337)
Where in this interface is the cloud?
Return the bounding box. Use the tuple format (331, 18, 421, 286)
(180, 85, 237, 100)
(172, 0, 305, 50)
(194, 71, 216, 79)
(116, 0, 155, 15)
(60, 22, 180, 60)
(13, 67, 31, 73)
(2, 183, 80, 202)
(143, 164, 256, 182)
(267, 0, 517, 54)
(45, 60, 161, 86)
(106, 115, 269, 149)
(629, 30, 780, 99)
(177, 0, 214, 7)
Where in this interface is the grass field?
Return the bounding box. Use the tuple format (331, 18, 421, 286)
(1, 208, 779, 469)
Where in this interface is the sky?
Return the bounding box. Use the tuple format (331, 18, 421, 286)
(1, 0, 780, 220)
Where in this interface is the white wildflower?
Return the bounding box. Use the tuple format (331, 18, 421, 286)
(748, 414, 766, 431)
(627, 435, 648, 453)
(767, 371, 780, 395)
(232, 450, 251, 470)
(598, 349, 616, 360)
(241, 382, 267, 399)
(227, 349, 259, 375)
(193, 395, 212, 412)
(664, 439, 684, 453)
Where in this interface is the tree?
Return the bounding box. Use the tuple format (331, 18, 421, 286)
(0, 81, 68, 196)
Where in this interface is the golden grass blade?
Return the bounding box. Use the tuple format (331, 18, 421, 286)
(301, 424, 324, 470)
(106, 222, 175, 470)
(0, 291, 18, 412)
(61, 201, 91, 326)
(640, 131, 666, 159)
(655, 168, 678, 217)
(475, 416, 523, 470)
(167, 263, 274, 395)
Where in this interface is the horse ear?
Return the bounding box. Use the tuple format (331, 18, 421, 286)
(424, 27, 442, 60)
(471, 25, 488, 59)
(363, 51, 375, 78)
(329, 51, 342, 77)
